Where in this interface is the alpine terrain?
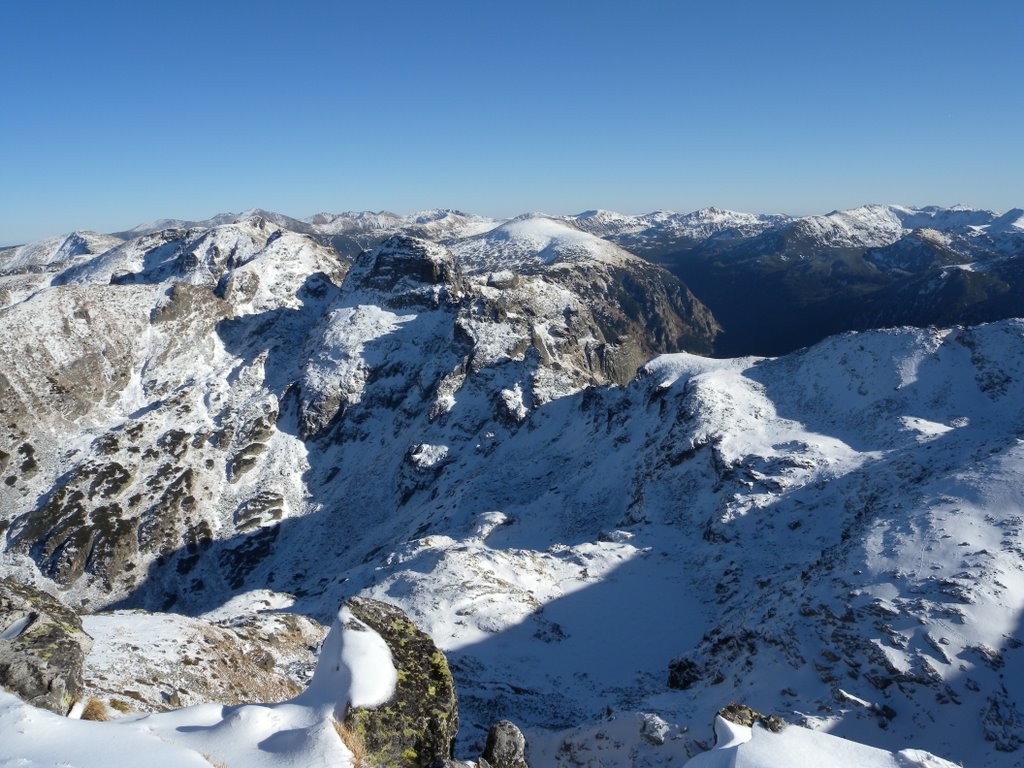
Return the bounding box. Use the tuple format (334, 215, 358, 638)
(1, 204, 1022, 768)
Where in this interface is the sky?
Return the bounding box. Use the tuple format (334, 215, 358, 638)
(1, 0, 1022, 244)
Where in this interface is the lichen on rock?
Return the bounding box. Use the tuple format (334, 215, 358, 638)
(0, 577, 93, 714)
(344, 597, 459, 768)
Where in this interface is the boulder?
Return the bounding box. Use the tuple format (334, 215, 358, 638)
(479, 720, 529, 768)
(0, 577, 92, 714)
(344, 597, 459, 768)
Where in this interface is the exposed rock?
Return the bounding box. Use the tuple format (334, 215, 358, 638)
(717, 703, 786, 733)
(667, 656, 701, 690)
(982, 687, 1023, 753)
(0, 577, 92, 714)
(344, 597, 459, 768)
(344, 236, 464, 309)
(478, 720, 529, 768)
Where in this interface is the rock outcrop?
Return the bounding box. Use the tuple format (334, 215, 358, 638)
(716, 703, 785, 733)
(344, 597, 459, 768)
(0, 578, 93, 714)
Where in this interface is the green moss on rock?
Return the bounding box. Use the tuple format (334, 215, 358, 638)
(344, 597, 459, 768)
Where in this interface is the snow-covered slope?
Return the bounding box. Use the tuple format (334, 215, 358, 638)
(118, 208, 316, 238)
(0, 605, 391, 768)
(781, 203, 1007, 252)
(569, 207, 787, 258)
(788, 204, 907, 249)
(684, 717, 959, 768)
(2, 207, 1024, 767)
(0, 231, 124, 275)
(305, 208, 499, 241)
(451, 214, 632, 273)
(570, 207, 785, 239)
(0, 231, 126, 306)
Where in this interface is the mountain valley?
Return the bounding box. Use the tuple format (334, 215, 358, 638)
(1, 204, 1023, 767)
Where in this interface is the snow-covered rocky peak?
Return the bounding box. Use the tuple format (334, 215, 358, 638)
(403, 208, 501, 239)
(0, 231, 124, 276)
(568, 207, 786, 247)
(569, 209, 640, 237)
(452, 214, 629, 274)
(116, 210, 305, 239)
(792, 204, 907, 248)
(674, 206, 787, 236)
(46, 219, 345, 315)
(787, 204, 1015, 251)
(890, 204, 998, 232)
(988, 207, 1024, 234)
(304, 210, 406, 235)
(301, 209, 501, 243)
(341, 235, 463, 309)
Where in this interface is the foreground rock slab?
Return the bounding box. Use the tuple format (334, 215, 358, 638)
(0, 577, 92, 714)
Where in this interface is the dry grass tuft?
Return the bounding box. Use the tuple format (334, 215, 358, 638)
(108, 698, 133, 713)
(81, 698, 110, 721)
(333, 717, 368, 768)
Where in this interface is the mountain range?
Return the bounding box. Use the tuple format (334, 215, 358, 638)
(1, 203, 1023, 767)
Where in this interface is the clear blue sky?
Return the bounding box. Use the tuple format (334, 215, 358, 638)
(2, 0, 1021, 244)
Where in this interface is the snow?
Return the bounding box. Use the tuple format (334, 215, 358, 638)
(3, 203, 1024, 767)
(0, 615, 32, 640)
(0, 606, 394, 768)
(302, 304, 418, 414)
(452, 215, 630, 273)
(795, 205, 907, 248)
(684, 717, 961, 768)
(568, 207, 786, 242)
(300, 208, 501, 241)
(0, 231, 123, 275)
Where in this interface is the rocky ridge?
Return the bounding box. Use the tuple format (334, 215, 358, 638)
(0, 207, 1023, 767)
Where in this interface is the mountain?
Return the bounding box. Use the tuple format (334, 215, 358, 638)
(569, 207, 787, 259)
(114, 208, 318, 238)
(1, 208, 1023, 767)
(0, 231, 125, 306)
(613, 203, 1024, 356)
(0, 213, 716, 602)
(305, 208, 502, 258)
(95, 201, 1024, 360)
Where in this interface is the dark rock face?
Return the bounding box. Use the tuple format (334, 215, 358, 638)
(344, 236, 464, 309)
(532, 260, 720, 383)
(0, 578, 92, 714)
(344, 597, 459, 768)
(479, 720, 530, 768)
(667, 656, 701, 690)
